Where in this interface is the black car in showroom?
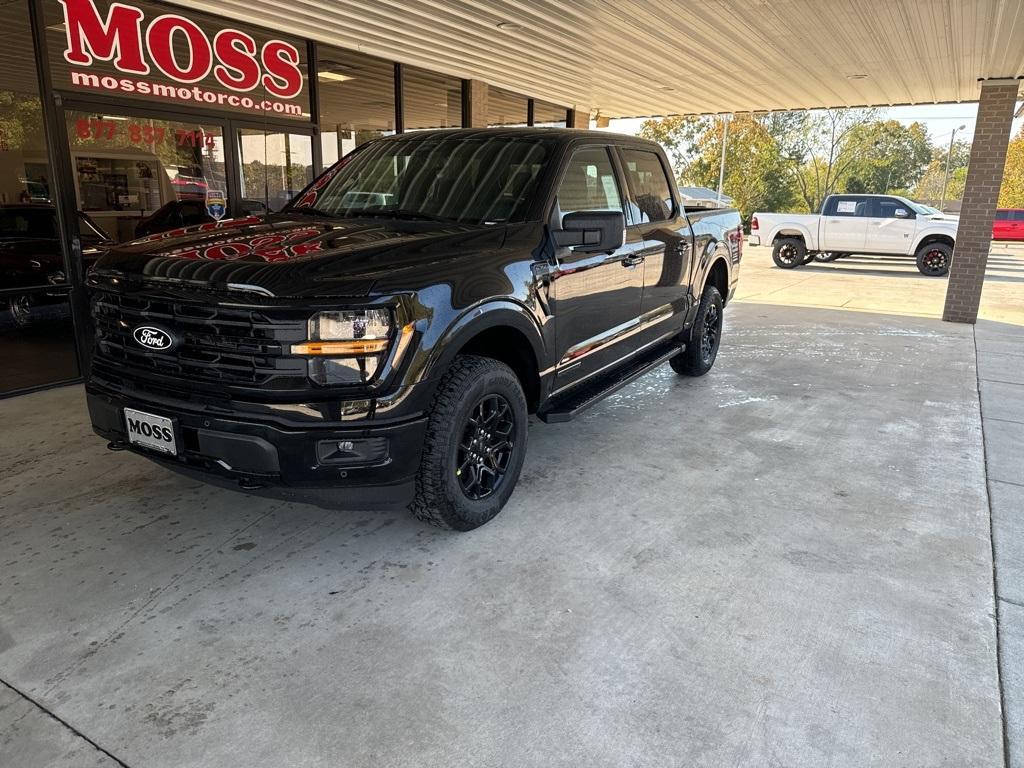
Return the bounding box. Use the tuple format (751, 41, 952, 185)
(85, 129, 743, 530)
(1, 204, 109, 327)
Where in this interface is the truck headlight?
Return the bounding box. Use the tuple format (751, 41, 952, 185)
(291, 309, 412, 385)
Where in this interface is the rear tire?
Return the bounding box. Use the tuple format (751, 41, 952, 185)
(772, 237, 806, 269)
(409, 355, 528, 531)
(916, 243, 952, 276)
(671, 285, 723, 377)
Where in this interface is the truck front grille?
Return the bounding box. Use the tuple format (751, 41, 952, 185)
(91, 291, 311, 393)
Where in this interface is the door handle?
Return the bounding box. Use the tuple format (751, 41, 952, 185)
(622, 255, 645, 267)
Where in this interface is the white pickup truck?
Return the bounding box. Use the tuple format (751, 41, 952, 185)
(749, 194, 959, 276)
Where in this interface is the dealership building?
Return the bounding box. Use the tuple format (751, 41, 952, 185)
(1, 0, 583, 397)
(1, 0, 1022, 398)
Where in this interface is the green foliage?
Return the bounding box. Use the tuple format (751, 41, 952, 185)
(998, 126, 1024, 208)
(840, 120, 932, 194)
(636, 108, 977, 215)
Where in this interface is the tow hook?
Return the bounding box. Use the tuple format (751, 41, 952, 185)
(237, 477, 264, 490)
(107, 440, 129, 452)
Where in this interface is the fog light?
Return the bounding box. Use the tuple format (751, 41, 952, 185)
(316, 437, 389, 465)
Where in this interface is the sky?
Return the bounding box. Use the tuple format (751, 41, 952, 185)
(603, 102, 1024, 148)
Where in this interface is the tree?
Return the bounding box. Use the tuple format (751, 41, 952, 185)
(913, 137, 972, 204)
(998, 126, 1024, 208)
(682, 114, 797, 223)
(637, 115, 710, 178)
(786, 108, 881, 212)
(840, 120, 931, 194)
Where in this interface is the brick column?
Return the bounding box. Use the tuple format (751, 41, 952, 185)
(566, 107, 590, 129)
(942, 80, 1021, 323)
(462, 79, 489, 127)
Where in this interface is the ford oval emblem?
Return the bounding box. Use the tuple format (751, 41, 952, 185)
(132, 325, 175, 352)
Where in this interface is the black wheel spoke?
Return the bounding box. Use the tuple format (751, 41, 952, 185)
(455, 392, 517, 501)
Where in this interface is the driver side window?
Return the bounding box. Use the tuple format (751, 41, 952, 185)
(556, 147, 623, 221)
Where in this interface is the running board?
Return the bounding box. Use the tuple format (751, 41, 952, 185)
(538, 342, 683, 424)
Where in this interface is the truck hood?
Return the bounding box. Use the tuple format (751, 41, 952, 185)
(89, 213, 506, 298)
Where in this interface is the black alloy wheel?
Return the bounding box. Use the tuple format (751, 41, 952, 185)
(700, 301, 721, 365)
(776, 242, 800, 266)
(917, 245, 951, 277)
(456, 394, 517, 501)
(772, 237, 807, 269)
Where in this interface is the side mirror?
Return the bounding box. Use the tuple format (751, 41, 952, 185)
(553, 211, 625, 253)
(894, 208, 913, 219)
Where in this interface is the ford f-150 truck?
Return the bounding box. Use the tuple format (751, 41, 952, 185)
(85, 129, 742, 530)
(750, 194, 958, 276)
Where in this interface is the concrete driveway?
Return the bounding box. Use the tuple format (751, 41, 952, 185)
(1, 264, 1006, 767)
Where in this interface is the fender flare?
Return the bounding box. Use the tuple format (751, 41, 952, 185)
(421, 299, 547, 385)
(766, 223, 814, 248)
(911, 229, 956, 253)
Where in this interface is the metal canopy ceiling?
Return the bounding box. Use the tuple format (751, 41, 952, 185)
(167, 0, 1024, 116)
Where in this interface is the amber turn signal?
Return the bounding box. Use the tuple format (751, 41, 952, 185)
(291, 339, 390, 356)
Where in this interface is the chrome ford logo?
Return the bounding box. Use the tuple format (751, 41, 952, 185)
(132, 325, 175, 351)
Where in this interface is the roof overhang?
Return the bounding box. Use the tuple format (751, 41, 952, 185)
(165, 0, 1024, 116)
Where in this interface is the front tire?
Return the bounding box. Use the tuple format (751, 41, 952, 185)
(772, 237, 806, 269)
(410, 355, 528, 531)
(916, 243, 952, 276)
(671, 285, 723, 377)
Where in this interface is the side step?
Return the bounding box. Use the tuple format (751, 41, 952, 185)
(537, 342, 683, 423)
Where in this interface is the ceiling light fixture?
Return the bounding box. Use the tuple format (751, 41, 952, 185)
(496, 21, 523, 31)
(847, 74, 869, 80)
(318, 71, 354, 83)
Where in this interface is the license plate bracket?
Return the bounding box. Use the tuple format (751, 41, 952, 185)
(124, 408, 178, 455)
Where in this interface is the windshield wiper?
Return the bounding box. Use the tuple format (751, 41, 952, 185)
(350, 208, 455, 223)
(284, 206, 336, 218)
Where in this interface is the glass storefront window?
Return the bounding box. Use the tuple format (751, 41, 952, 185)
(65, 110, 229, 242)
(318, 47, 395, 165)
(533, 100, 568, 128)
(488, 86, 528, 127)
(403, 67, 461, 131)
(238, 129, 313, 212)
(1, 0, 80, 395)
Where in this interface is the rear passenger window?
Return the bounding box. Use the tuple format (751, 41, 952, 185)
(621, 149, 674, 223)
(556, 147, 623, 220)
(829, 197, 870, 217)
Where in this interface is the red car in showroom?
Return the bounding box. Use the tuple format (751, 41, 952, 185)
(993, 209, 1024, 241)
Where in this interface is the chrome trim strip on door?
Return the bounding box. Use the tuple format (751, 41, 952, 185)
(555, 302, 675, 370)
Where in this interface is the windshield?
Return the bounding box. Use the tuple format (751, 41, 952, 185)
(900, 198, 933, 215)
(293, 135, 551, 224)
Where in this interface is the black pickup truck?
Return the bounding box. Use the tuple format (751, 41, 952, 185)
(86, 129, 742, 530)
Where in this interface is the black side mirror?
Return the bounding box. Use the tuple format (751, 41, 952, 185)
(554, 211, 625, 253)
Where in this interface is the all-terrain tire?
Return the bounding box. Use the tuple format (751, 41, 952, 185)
(671, 285, 724, 377)
(815, 251, 844, 262)
(916, 242, 952, 277)
(772, 237, 806, 269)
(409, 355, 528, 531)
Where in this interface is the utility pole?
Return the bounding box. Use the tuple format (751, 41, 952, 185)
(716, 114, 730, 204)
(940, 124, 966, 212)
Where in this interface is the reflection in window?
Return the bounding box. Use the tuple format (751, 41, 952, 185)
(1, 1, 79, 393)
(318, 47, 395, 165)
(239, 130, 314, 212)
(403, 67, 461, 131)
(488, 86, 528, 127)
(621, 150, 674, 223)
(65, 111, 229, 242)
(557, 148, 622, 218)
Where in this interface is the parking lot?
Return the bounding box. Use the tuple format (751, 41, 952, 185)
(2, 245, 1022, 767)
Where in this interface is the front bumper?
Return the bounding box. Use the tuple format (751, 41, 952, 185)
(87, 386, 427, 510)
